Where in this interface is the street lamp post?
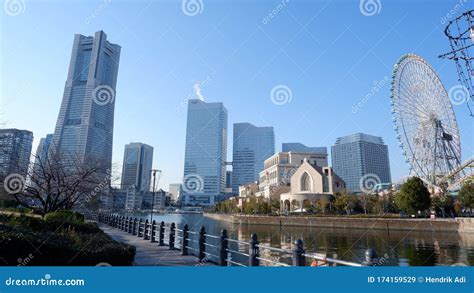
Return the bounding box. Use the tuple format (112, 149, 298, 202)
(150, 169, 162, 223)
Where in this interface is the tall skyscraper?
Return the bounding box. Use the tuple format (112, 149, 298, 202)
(34, 134, 53, 167)
(232, 123, 274, 194)
(31, 134, 53, 187)
(121, 143, 153, 192)
(331, 133, 391, 193)
(51, 31, 121, 170)
(183, 99, 227, 206)
(0, 129, 33, 185)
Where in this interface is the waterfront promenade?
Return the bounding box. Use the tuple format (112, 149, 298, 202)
(99, 224, 211, 266)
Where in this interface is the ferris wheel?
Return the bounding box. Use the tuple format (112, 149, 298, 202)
(390, 54, 462, 187)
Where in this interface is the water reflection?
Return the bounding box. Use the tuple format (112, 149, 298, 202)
(127, 213, 474, 266)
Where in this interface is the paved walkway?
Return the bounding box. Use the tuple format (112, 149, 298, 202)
(100, 224, 213, 266)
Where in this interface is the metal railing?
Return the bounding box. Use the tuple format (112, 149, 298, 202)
(98, 213, 375, 267)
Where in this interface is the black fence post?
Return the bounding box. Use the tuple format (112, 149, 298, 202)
(121, 216, 125, 230)
(292, 239, 306, 266)
(151, 220, 156, 243)
(128, 217, 133, 233)
(198, 226, 206, 262)
(133, 218, 138, 235)
(138, 219, 143, 237)
(159, 221, 165, 246)
(249, 233, 259, 266)
(144, 219, 149, 240)
(362, 248, 378, 266)
(219, 229, 229, 266)
(181, 224, 189, 255)
(169, 223, 176, 250)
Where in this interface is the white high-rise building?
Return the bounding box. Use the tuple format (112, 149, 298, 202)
(183, 99, 227, 206)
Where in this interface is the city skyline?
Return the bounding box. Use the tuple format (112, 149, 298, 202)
(2, 0, 473, 190)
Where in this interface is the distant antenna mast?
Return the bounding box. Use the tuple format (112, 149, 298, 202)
(439, 10, 474, 117)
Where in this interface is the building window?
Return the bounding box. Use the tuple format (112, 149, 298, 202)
(300, 172, 311, 192)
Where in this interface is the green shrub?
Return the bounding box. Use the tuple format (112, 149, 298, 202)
(0, 221, 135, 266)
(44, 210, 84, 223)
(7, 215, 44, 230)
(56, 221, 101, 234)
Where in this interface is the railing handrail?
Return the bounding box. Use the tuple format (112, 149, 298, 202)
(97, 213, 374, 267)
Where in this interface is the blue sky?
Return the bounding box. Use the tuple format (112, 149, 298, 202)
(2, 0, 473, 189)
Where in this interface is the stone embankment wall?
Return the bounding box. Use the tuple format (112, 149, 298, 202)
(204, 213, 474, 233)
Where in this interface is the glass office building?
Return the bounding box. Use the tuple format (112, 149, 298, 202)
(34, 134, 53, 165)
(331, 133, 391, 193)
(232, 123, 274, 194)
(52, 31, 121, 170)
(0, 129, 33, 182)
(32, 134, 53, 180)
(183, 99, 227, 206)
(121, 143, 154, 192)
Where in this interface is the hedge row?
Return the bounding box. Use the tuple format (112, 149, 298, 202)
(0, 214, 135, 266)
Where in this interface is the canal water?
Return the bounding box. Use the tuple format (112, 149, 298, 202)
(127, 213, 474, 266)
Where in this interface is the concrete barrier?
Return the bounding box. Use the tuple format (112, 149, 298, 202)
(203, 213, 474, 233)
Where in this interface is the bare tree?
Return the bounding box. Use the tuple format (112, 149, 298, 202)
(9, 146, 111, 215)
